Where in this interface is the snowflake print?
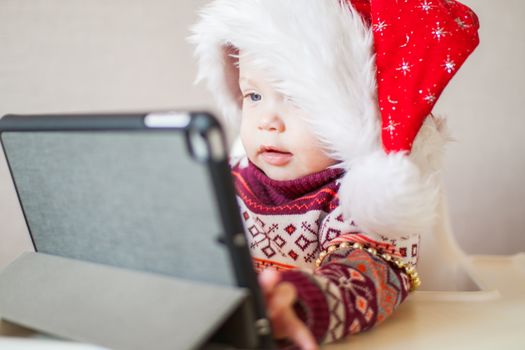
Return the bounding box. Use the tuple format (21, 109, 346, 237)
(442, 56, 456, 73)
(396, 59, 413, 76)
(373, 19, 389, 33)
(423, 92, 436, 104)
(455, 17, 471, 30)
(383, 119, 400, 135)
(432, 22, 448, 41)
(419, 1, 434, 13)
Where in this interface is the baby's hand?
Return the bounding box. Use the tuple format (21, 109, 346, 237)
(258, 270, 319, 350)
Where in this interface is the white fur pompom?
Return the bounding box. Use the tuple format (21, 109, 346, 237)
(338, 151, 439, 238)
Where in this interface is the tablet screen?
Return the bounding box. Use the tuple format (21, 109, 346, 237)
(1, 131, 236, 287)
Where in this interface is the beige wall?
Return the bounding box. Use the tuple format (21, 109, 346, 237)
(437, 0, 525, 254)
(0, 0, 523, 269)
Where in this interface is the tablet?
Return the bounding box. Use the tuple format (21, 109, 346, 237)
(0, 111, 272, 348)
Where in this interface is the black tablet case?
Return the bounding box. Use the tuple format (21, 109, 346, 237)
(0, 112, 274, 349)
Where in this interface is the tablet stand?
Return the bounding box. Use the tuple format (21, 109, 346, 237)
(0, 252, 265, 350)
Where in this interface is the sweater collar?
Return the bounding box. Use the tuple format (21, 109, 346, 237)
(244, 161, 344, 204)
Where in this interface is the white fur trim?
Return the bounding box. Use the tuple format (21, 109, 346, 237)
(339, 151, 440, 238)
(410, 114, 451, 176)
(337, 116, 449, 238)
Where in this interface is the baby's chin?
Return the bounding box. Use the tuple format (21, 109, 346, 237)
(258, 164, 310, 181)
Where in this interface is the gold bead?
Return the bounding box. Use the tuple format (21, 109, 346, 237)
(340, 242, 350, 248)
(412, 278, 421, 290)
(366, 247, 377, 256)
(381, 253, 392, 262)
(405, 265, 415, 274)
(327, 245, 337, 253)
(394, 259, 404, 269)
(319, 251, 327, 259)
(352, 242, 363, 250)
(315, 258, 322, 267)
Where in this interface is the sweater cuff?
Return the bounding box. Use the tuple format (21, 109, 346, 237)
(279, 270, 330, 343)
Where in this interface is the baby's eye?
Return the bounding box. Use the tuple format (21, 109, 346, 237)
(244, 93, 262, 102)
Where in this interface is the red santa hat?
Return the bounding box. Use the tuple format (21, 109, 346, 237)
(189, 0, 479, 239)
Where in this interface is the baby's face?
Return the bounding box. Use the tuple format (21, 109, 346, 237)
(238, 55, 336, 181)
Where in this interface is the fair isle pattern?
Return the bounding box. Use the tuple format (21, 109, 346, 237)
(320, 207, 420, 266)
(323, 248, 408, 329)
(316, 261, 377, 335)
(281, 248, 410, 342)
(240, 194, 420, 269)
(252, 257, 295, 273)
(238, 199, 326, 270)
(233, 162, 416, 343)
(319, 206, 418, 267)
(309, 268, 347, 342)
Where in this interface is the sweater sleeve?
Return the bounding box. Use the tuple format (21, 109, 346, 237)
(278, 209, 413, 344)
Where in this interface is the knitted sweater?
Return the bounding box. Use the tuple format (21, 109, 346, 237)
(232, 160, 419, 344)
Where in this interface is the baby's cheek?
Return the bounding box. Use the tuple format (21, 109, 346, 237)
(304, 149, 336, 172)
(239, 133, 257, 161)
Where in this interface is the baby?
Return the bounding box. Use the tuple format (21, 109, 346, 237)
(191, 0, 479, 348)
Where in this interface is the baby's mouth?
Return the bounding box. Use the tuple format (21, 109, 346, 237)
(258, 146, 293, 166)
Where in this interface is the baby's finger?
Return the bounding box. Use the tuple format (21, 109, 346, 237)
(258, 269, 281, 295)
(282, 309, 319, 350)
(266, 282, 296, 318)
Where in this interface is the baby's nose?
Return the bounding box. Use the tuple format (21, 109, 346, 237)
(258, 114, 285, 132)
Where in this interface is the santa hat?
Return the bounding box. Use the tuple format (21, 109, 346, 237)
(189, 0, 479, 238)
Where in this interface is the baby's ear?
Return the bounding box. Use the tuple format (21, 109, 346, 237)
(222, 45, 242, 108)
